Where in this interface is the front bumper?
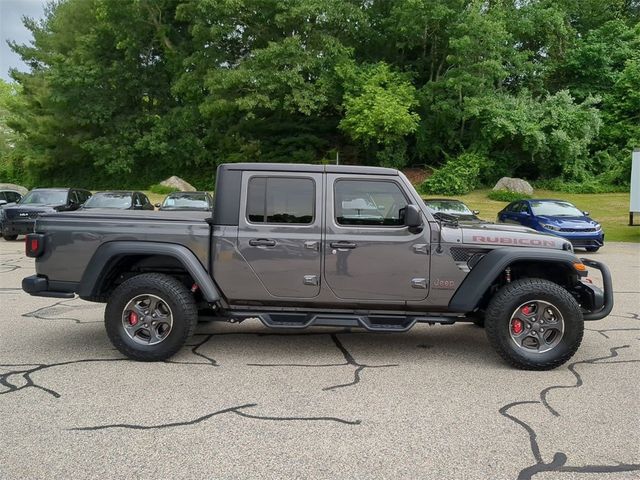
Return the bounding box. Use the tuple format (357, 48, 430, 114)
(579, 258, 613, 320)
(22, 275, 75, 299)
(2, 219, 36, 237)
(554, 231, 605, 248)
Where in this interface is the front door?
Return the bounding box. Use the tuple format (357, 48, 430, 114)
(323, 175, 430, 301)
(237, 172, 322, 299)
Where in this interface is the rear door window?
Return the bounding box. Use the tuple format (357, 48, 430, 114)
(247, 177, 314, 224)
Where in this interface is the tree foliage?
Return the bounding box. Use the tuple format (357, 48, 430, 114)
(2, 0, 638, 189)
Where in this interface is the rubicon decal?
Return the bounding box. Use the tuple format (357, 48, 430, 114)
(472, 235, 556, 247)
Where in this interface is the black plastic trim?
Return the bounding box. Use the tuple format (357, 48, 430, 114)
(213, 165, 242, 226)
(22, 274, 74, 299)
(448, 247, 582, 312)
(581, 258, 614, 320)
(78, 241, 221, 303)
(221, 162, 397, 176)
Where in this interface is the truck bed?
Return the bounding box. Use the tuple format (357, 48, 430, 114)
(35, 210, 211, 283)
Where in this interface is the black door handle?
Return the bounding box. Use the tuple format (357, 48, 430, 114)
(330, 241, 357, 249)
(249, 238, 276, 247)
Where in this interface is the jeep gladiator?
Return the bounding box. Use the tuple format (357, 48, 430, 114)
(22, 163, 613, 369)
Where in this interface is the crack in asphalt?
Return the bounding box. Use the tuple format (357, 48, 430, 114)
(500, 344, 640, 480)
(540, 345, 635, 417)
(0, 257, 23, 273)
(70, 403, 361, 431)
(247, 333, 398, 391)
(0, 358, 128, 398)
(165, 333, 218, 366)
(22, 299, 102, 324)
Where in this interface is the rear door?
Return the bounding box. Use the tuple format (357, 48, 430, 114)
(237, 172, 322, 299)
(323, 175, 430, 301)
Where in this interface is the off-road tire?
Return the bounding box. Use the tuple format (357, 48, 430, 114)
(2, 234, 18, 241)
(105, 273, 197, 361)
(485, 278, 584, 370)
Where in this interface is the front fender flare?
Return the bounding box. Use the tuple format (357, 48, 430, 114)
(448, 247, 580, 312)
(79, 241, 221, 303)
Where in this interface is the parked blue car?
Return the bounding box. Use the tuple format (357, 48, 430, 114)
(497, 199, 604, 252)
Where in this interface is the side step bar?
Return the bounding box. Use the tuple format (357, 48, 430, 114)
(228, 312, 461, 332)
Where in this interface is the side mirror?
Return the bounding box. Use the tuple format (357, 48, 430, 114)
(0, 200, 7, 206)
(403, 204, 422, 228)
(473, 210, 480, 215)
(583, 211, 589, 216)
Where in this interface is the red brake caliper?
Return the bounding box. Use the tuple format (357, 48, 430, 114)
(511, 318, 523, 334)
(128, 311, 139, 326)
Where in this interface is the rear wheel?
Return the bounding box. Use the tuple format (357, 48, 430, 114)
(3, 235, 18, 241)
(105, 273, 197, 361)
(585, 246, 600, 252)
(485, 278, 583, 370)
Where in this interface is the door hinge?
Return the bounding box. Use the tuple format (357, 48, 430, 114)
(411, 278, 427, 289)
(413, 244, 429, 254)
(303, 275, 319, 286)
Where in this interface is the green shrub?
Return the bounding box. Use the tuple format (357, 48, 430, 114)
(487, 190, 532, 202)
(418, 152, 486, 195)
(149, 184, 179, 195)
(535, 178, 629, 193)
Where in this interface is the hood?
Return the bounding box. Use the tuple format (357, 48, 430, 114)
(534, 215, 599, 228)
(461, 223, 567, 250)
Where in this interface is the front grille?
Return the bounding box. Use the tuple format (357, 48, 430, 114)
(570, 239, 602, 247)
(5, 210, 44, 220)
(560, 227, 597, 232)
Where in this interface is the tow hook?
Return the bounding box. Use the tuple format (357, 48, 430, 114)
(191, 283, 199, 293)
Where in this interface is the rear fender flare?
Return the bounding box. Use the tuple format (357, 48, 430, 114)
(448, 247, 580, 312)
(79, 241, 221, 302)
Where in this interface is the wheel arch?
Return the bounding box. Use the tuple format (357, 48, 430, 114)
(78, 241, 221, 303)
(448, 247, 582, 313)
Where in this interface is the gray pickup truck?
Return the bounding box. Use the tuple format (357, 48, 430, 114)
(22, 163, 613, 369)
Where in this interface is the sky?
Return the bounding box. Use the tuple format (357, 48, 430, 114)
(0, 0, 47, 82)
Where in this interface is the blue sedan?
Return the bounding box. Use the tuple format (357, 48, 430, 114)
(497, 199, 604, 252)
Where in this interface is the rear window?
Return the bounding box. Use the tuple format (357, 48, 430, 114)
(84, 193, 132, 209)
(247, 177, 314, 224)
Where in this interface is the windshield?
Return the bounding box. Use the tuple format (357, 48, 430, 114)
(84, 193, 132, 209)
(530, 201, 583, 217)
(162, 194, 209, 209)
(424, 200, 473, 216)
(20, 190, 67, 205)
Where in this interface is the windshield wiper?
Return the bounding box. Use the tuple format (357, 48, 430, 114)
(433, 212, 459, 226)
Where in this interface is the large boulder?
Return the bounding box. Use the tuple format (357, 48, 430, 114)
(160, 176, 196, 192)
(0, 183, 28, 195)
(493, 177, 533, 195)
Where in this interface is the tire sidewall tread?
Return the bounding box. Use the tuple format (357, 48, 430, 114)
(485, 278, 584, 370)
(105, 273, 197, 361)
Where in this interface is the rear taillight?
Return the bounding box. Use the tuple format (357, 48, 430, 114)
(25, 233, 45, 258)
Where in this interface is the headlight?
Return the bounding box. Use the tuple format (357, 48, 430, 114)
(542, 223, 560, 231)
(594, 223, 601, 230)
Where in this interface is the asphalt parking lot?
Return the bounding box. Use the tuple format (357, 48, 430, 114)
(0, 240, 638, 479)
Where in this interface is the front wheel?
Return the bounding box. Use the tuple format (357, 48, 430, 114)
(585, 246, 600, 252)
(3, 234, 18, 241)
(485, 278, 584, 370)
(105, 273, 198, 361)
